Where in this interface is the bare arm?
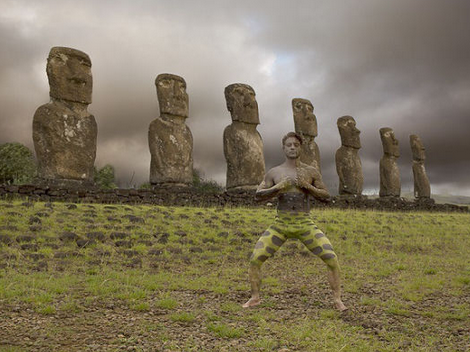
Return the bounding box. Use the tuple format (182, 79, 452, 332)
(296, 168, 330, 200)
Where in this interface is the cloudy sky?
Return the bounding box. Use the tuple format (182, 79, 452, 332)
(1, 0, 469, 195)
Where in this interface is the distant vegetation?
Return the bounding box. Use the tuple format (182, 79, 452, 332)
(192, 168, 224, 193)
(0, 142, 36, 184)
(93, 164, 117, 189)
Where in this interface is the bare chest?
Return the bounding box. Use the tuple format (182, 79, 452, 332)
(272, 168, 297, 184)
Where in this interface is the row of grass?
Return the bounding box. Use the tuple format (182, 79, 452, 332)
(0, 199, 469, 351)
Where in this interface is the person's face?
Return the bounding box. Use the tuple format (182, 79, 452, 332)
(48, 52, 92, 104)
(156, 75, 188, 117)
(293, 99, 317, 136)
(227, 85, 259, 124)
(283, 137, 301, 159)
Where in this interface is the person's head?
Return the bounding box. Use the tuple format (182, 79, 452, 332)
(292, 98, 317, 137)
(47, 46, 92, 104)
(224, 83, 259, 124)
(337, 116, 361, 149)
(282, 132, 303, 159)
(155, 73, 188, 118)
(380, 127, 400, 157)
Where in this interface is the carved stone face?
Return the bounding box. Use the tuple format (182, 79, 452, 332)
(292, 98, 317, 137)
(224, 83, 259, 124)
(410, 134, 425, 162)
(47, 47, 92, 104)
(337, 116, 361, 149)
(380, 127, 400, 157)
(156, 73, 188, 118)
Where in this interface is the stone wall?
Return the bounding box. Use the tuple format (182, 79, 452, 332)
(0, 184, 467, 213)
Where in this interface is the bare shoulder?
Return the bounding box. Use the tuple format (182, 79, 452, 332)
(266, 164, 286, 177)
(262, 164, 286, 185)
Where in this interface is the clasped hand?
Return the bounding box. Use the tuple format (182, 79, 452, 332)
(278, 176, 311, 190)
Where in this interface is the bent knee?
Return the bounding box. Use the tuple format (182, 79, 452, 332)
(321, 253, 339, 268)
(250, 253, 269, 267)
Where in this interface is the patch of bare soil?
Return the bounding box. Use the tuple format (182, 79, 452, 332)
(1, 280, 469, 351)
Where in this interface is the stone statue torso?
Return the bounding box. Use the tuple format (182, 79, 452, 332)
(148, 117, 193, 185)
(223, 123, 265, 190)
(379, 156, 401, 197)
(335, 146, 363, 195)
(412, 162, 430, 198)
(33, 101, 97, 181)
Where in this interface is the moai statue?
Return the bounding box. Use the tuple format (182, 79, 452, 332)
(292, 98, 321, 172)
(223, 83, 265, 191)
(335, 116, 363, 196)
(410, 134, 431, 198)
(32, 47, 97, 187)
(149, 73, 193, 187)
(379, 127, 401, 197)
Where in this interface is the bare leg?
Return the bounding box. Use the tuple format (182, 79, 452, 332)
(242, 263, 262, 308)
(326, 260, 348, 311)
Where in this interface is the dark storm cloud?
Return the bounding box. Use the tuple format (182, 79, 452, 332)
(241, 0, 470, 195)
(0, 0, 469, 194)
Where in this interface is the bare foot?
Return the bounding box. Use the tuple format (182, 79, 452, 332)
(335, 299, 348, 312)
(242, 297, 261, 308)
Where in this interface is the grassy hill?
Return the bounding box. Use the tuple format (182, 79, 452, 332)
(0, 200, 469, 351)
(365, 192, 470, 206)
(431, 194, 470, 205)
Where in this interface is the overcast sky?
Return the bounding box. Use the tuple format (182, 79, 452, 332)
(1, 0, 469, 195)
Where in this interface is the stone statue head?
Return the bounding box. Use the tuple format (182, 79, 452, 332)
(155, 73, 188, 118)
(410, 134, 425, 162)
(337, 116, 361, 149)
(292, 98, 317, 137)
(224, 83, 259, 124)
(380, 127, 400, 157)
(47, 47, 92, 104)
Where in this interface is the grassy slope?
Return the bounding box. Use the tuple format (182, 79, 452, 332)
(0, 200, 469, 351)
(398, 192, 470, 205)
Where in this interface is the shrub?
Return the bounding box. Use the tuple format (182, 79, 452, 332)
(0, 142, 36, 184)
(94, 164, 117, 189)
(193, 169, 223, 193)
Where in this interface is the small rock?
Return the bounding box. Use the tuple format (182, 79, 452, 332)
(28, 216, 42, 225)
(148, 248, 163, 256)
(110, 232, 129, 240)
(76, 239, 95, 248)
(217, 232, 229, 238)
(86, 232, 106, 242)
(60, 232, 79, 242)
(21, 243, 38, 251)
(0, 234, 12, 245)
(114, 240, 132, 248)
(157, 233, 169, 244)
(16, 235, 35, 243)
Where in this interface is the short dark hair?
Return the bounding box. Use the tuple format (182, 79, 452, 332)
(282, 132, 303, 146)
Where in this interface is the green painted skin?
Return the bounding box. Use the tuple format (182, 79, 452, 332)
(250, 211, 337, 267)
